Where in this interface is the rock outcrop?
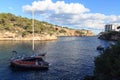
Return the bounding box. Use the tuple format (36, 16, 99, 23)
(0, 31, 57, 40)
(55, 27, 94, 37)
(98, 31, 120, 41)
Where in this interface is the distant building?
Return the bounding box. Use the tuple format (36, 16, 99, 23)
(105, 24, 119, 32)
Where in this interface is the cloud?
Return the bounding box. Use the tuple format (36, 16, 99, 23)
(23, 0, 120, 34)
(23, 0, 89, 14)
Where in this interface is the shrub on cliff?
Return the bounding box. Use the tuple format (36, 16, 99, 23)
(59, 29, 66, 33)
(75, 30, 84, 35)
(84, 41, 120, 80)
(94, 41, 120, 80)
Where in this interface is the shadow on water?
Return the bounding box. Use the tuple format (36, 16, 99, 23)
(10, 67, 49, 72)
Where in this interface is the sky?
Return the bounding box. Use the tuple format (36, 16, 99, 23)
(0, 0, 120, 34)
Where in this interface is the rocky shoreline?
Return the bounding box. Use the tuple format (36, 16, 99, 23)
(0, 32, 57, 41)
(0, 30, 94, 41)
(98, 31, 120, 41)
(0, 35, 57, 41)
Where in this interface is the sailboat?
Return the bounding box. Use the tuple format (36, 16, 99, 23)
(10, 9, 49, 70)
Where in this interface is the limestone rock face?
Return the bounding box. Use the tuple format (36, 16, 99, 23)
(0, 29, 94, 41)
(56, 28, 94, 36)
(0, 31, 57, 40)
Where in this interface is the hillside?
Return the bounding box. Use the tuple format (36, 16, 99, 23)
(0, 13, 94, 40)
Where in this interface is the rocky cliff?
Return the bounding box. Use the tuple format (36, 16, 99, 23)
(53, 27, 94, 37)
(98, 31, 120, 41)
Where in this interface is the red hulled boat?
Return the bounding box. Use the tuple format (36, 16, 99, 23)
(10, 56, 49, 70)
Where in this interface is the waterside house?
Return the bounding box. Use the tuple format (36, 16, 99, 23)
(105, 24, 119, 32)
(99, 24, 120, 41)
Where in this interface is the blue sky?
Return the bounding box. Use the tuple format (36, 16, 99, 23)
(0, 0, 120, 34)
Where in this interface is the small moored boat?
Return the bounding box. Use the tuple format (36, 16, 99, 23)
(10, 9, 49, 70)
(10, 56, 49, 70)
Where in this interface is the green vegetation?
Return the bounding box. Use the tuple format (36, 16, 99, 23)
(0, 13, 58, 35)
(75, 30, 84, 35)
(99, 31, 120, 41)
(59, 29, 66, 33)
(84, 41, 120, 80)
(94, 41, 120, 80)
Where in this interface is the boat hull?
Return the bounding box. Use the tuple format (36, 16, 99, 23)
(10, 57, 49, 70)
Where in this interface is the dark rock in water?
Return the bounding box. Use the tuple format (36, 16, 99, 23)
(96, 45, 104, 51)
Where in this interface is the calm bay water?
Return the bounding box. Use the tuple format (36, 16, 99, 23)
(0, 36, 113, 80)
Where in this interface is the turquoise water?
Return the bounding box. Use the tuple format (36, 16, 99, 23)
(0, 36, 112, 80)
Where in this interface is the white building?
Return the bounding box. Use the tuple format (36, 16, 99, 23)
(105, 24, 119, 32)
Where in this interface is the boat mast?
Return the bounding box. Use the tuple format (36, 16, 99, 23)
(32, 9, 35, 52)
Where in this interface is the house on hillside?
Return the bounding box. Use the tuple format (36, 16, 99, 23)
(105, 24, 119, 32)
